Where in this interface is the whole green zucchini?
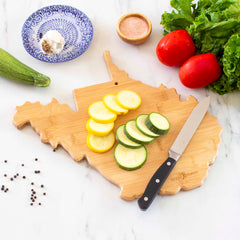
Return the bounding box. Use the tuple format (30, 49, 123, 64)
(0, 48, 50, 87)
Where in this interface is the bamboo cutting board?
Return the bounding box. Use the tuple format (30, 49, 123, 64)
(13, 51, 222, 200)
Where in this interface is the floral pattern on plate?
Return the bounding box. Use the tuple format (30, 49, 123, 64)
(22, 5, 93, 63)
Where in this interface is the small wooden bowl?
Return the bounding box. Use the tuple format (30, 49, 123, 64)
(117, 13, 152, 45)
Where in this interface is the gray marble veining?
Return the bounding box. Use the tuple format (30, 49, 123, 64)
(0, 0, 239, 240)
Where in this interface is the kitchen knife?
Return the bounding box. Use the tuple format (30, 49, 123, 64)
(138, 96, 211, 210)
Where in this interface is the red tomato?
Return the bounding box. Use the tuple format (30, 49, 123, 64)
(156, 30, 195, 67)
(179, 53, 221, 88)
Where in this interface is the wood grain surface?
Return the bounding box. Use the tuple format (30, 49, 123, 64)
(13, 51, 222, 200)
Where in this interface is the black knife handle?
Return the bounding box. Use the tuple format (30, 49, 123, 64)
(138, 157, 176, 210)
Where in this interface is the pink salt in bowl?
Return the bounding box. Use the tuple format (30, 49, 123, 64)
(117, 13, 152, 45)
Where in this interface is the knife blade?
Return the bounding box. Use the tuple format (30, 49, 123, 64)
(138, 96, 211, 210)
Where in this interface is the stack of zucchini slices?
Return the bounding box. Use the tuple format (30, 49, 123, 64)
(114, 113, 170, 170)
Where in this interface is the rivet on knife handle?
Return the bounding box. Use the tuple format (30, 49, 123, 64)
(138, 157, 176, 210)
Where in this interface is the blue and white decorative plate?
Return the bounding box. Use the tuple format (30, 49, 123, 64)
(22, 5, 93, 63)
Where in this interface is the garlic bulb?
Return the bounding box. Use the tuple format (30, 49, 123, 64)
(40, 30, 65, 55)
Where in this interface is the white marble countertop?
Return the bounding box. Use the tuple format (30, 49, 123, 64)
(0, 0, 239, 239)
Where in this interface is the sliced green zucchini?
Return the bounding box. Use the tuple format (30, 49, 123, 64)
(116, 125, 142, 149)
(114, 144, 147, 170)
(145, 112, 170, 135)
(124, 120, 154, 144)
(136, 114, 160, 138)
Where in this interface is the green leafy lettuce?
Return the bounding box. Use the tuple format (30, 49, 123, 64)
(161, 0, 240, 94)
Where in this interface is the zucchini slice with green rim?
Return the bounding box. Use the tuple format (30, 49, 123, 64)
(145, 112, 170, 135)
(136, 114, 160, 138)
(116, 125, 142, 149)
(124, 120, 154, 144)
(114, 144, 147, 170)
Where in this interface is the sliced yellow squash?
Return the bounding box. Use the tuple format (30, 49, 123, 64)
(116, 90, 141, 110)
(103, 94, 128, 115)
(86, 118, 114, 136)
(88, 101, 117, 123)
(87, 132, 115, 153)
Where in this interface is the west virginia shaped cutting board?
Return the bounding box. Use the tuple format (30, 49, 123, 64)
(13, 51, 222, 200)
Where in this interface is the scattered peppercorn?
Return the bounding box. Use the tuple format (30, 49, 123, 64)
(2, 158, 46, 206)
